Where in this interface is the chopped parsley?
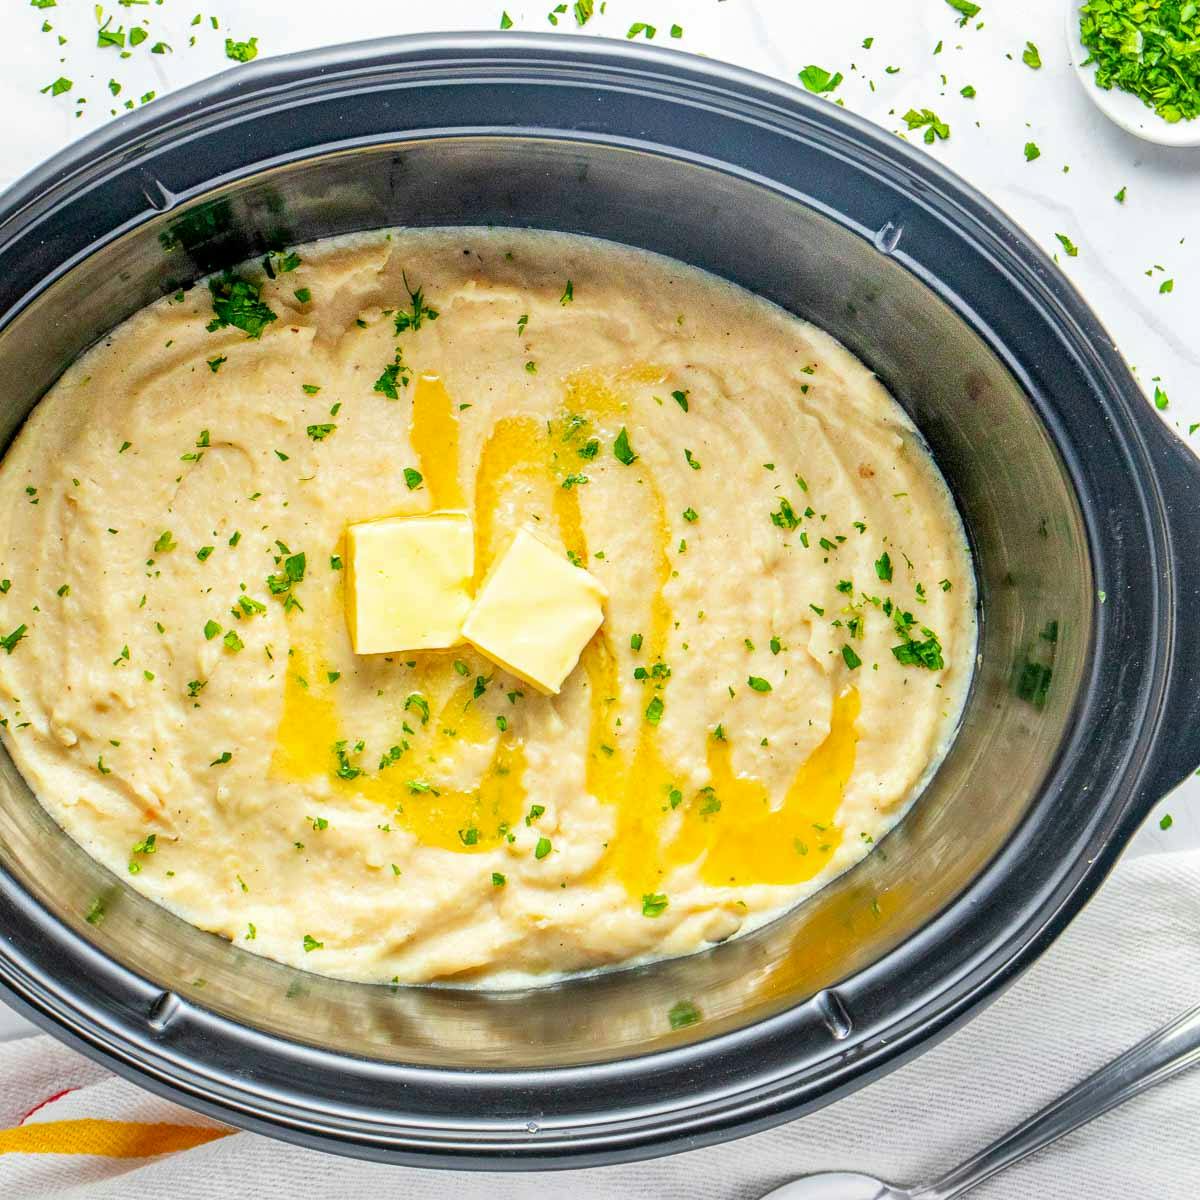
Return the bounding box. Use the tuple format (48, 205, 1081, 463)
(393, 276, 439, 334)
(333, 740, 362, 780)
(642, 893, 669, 917)
(771, 498, 801, 530)
(1056, 232, 1079, 257)
(373, 352, 409, 399)
(534, 836, 552, 859)
(225, 36, 259, 63)
(944, 0, 980, 20)
(1022, 41, 1042, 70)
(874, 551, 893, 582)
(668, 999, 701, 1029)
(842, 645, 862, 670)
(207, 272, 276, 339)
(747, 675, 772, 693)
(302, 933, 323, 952)
(1024, 141, 1041, 162)
(891, 608, 945, 669)
(903, 108, 951, 143)
(306, 424, 335, 441)
(799, 64, 844, 94)
(645, 695, 665, 725)
(672, 389, 689, 412)
(560, 279, 574, 304)
(613, 427, 637, 465)
(0, 625, 27, 655)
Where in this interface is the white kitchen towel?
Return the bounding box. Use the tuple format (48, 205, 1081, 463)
(1, 847, 1197, 1199)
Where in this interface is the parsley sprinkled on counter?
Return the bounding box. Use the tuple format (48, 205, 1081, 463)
(1056, 232, 1080, 257)
(627, 22, 656, 39)
(1024, 141, 1041, 162)
(642, 893, 669, 917)
(1022, 41, 1042, 70)
(903, 108, 951, 143)
(225, 37, 259, 63)
(799, 64, 843, 94)
(944, 0, 981, 23)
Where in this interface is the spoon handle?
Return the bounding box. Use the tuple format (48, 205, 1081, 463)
(912, 1001, 1200, 1200)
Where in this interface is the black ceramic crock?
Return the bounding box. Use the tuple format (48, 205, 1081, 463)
(0, 33, 1196, 1169)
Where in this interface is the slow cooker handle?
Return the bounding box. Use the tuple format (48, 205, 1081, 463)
(1139, 412, 1200, 800)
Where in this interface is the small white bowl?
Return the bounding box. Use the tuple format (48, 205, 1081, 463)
(1065, 1, 1200, 147)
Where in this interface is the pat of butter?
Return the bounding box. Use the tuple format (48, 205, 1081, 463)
(462, 527, 607, 695)
(345, 513, 474, 654)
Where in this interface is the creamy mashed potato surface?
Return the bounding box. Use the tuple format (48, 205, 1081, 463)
(0, 229, 974, 984)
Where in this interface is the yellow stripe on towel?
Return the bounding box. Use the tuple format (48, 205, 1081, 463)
(0, 1118, 230, 1158)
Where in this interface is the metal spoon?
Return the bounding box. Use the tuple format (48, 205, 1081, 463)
(762, 1000, 1200, 1200)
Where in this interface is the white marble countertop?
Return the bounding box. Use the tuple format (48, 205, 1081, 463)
(0, 0, 1194, 1044)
